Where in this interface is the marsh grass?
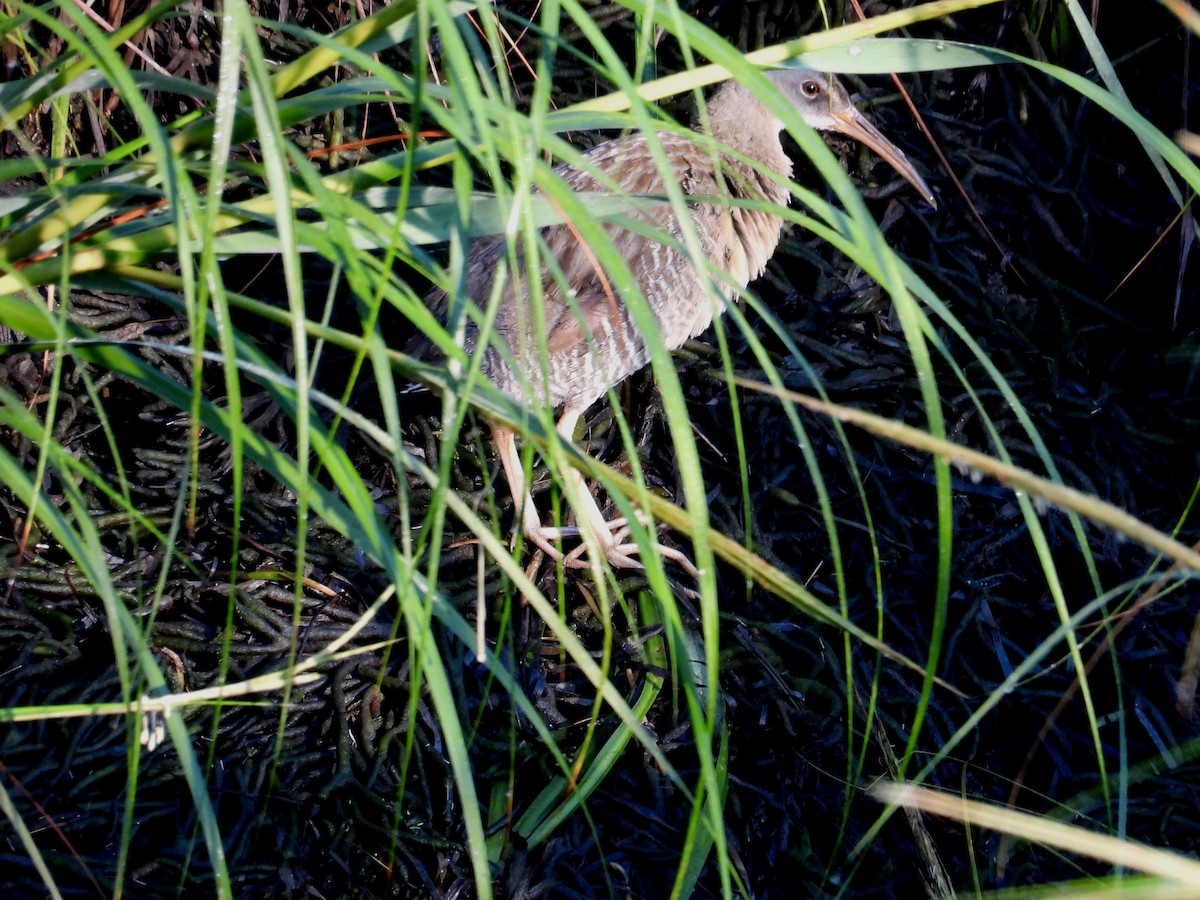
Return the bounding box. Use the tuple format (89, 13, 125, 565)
(1, 0, 1198, 897)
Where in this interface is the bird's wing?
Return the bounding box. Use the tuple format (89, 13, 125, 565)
(534, 132, 722, 355)
(543, 291, 623, 353)
(417, 130, 748, 360)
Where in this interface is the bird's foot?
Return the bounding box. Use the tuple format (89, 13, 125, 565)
(518, 523, 592, 570)
(513, 488, 698, 579)
(511, 495, 592, 569)
(557, 514, 700, 580)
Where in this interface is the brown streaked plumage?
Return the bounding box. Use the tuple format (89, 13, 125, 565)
(425, 69, 935, 572)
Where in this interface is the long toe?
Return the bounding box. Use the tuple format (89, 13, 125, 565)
(612, 539, 700, 580)
(528, 520, 592, 571)
(601, 514, 700, 579)
(559, 525, 699, 580)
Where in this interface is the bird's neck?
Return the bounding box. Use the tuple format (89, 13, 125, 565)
(699, 81, 793, 185)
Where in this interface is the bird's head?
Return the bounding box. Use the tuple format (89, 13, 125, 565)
(765, 68, 936, 208)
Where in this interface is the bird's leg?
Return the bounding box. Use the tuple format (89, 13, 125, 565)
(559, 499, 701, 579)
(522, 407, 606, 544)
(491, 415, 698, 578)
(546, 409, 700, 579)
(490, 420, 588, 568)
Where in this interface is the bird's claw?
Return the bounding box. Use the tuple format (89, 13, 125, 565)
(529, 513, 700, 580)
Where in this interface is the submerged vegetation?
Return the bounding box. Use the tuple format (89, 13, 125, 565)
(1, 0, 1198, 897)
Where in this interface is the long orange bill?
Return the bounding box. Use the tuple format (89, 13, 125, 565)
(831, 107, 937, 209)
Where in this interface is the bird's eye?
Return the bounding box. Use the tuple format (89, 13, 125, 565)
(801, 80, 820, 97)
